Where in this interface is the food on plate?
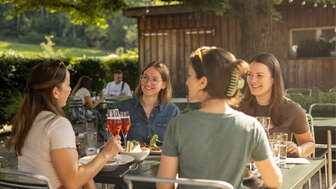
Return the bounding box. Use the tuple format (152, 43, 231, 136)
(243, 168, 254, 180)
(126, 141, 149, 152)
(149, 134, 162, 152)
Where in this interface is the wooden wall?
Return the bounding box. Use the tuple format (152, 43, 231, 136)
(133, 4, 336, 97)
(283, 58, 336, 90)
(138, 14, 240, 96)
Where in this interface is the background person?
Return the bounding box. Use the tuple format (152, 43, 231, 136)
(7, 60, 123, 189)
(118, 61, 180, 144)
(157, 47, 282, 189)
(103, 70, 132, 97)
(71, 75, 105, 109)
(239, 53, 315, 157)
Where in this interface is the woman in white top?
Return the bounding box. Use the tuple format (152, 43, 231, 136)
(71, 76, 105, 108)
(7, 60, 123, 189)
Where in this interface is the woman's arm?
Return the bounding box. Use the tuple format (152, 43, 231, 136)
(288, 131, 315, 157)
(255, 158, 282, 188)
(84, 96, 105, 109)
(51, 136, 122, 189)
(156, 155, 178, 189)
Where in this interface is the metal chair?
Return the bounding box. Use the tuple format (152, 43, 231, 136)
(308, 113, 328, 189)
(0, 168, 51, 188)
(309, 103, 336, 118)
(67, 96, 87, 124)
(123, 175, 234, 189)
(285, 88, 312, 96)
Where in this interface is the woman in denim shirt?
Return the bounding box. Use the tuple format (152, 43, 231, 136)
(118, 61, 180, 144)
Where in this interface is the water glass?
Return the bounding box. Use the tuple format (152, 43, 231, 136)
(270, 132, 288, 167)
(269, 139, 280, 165)
(256, 116, 272, 136)
(85, 131, 97, 155)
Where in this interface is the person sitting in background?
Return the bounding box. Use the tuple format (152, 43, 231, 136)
(239, 53, 315, 157)
(118, 61, 180, 144)
(71, 76, 105, 109)
(157, 47, 282, 189)
(7, 60, 122, 189)
(103, 70, 132, 97)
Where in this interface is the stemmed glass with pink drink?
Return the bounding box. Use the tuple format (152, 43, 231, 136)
(106, 109, 122, 137)
(120, 111, 132, 145)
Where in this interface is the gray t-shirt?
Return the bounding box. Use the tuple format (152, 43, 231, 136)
(162, 109, 271, 189)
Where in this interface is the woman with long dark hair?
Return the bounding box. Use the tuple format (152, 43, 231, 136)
(239, 53, 315, 157)
(7, 60, 122, 189)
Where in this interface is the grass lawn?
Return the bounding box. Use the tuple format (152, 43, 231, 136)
(0, 41, 112, 58)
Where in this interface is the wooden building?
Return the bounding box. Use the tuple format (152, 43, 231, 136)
(124, 3, 336, 97)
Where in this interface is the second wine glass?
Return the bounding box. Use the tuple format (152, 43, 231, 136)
(120, 111, 132, 146)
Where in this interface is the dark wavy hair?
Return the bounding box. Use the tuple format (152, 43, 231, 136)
(239, 53, 285, 126)
(7, 60, 68, 155)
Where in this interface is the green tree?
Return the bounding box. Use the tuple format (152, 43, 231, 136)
(0, 0, 127, 28)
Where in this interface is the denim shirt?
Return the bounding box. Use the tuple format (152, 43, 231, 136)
(118, 98, 180, 144)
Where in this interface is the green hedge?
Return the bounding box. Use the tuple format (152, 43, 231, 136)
(287, 89, 336, 116)
(0, 56, 139, 124)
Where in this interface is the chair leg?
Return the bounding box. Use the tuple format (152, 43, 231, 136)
(328, 130, 332, 188)
(325, 155, 328, 189)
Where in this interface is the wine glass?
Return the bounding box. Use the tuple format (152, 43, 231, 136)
(106, 109, 122, 137)
(120, 111, 132, 146)
(256, 116, 272, 136)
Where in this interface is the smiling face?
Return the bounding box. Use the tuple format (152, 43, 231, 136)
(247, 62, 274, 101)
(53, 70, 71, 107)
(140, 67, 166, 98)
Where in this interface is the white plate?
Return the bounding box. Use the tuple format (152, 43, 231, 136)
(79, 154, 134, 170)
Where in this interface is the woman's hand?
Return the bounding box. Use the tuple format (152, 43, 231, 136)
(286, 141, 301, 157)
(101, 135, 123, 159)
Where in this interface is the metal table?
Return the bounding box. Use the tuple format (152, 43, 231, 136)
(94, 156, 325, 189)
(280, 159, 326, 189)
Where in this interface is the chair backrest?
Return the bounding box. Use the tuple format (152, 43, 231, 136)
(123, 175, 234, 189)
(306, 114, 315, 139)
(0, 168, 51, 189)
(308, 103, 336, 118)
(67, 96, 87, 123)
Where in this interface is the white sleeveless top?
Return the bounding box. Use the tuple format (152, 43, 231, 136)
(18, 111, 76, 189)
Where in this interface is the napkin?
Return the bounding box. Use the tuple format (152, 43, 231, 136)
(286, 158, 310, 164)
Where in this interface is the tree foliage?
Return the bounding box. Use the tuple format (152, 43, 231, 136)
(0, 0, 127, 28)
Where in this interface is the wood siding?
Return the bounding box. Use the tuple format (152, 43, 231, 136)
(283, 58, 336, 90)
(130, 4, 336, 97)
(138, 14, 240, 96)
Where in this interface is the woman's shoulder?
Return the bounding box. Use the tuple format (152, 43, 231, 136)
(35, 111, 71, 130)
(281, 98, 306, 113)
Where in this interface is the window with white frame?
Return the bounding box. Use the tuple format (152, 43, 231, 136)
(290, 27, 336, 57)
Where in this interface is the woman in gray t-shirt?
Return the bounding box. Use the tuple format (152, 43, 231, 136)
(157, 47, 282, 189)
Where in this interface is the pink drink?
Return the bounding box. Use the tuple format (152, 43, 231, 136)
(121, 117, 131, 136)
(111, 118, 122, 136)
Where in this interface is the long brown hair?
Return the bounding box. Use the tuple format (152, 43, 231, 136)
(190, 47, 249, 102)
(7, 60, 68, 155)
(135, 61, 172, 104)
(239, 53, 285, 125)
(71, 75, 92, 96)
